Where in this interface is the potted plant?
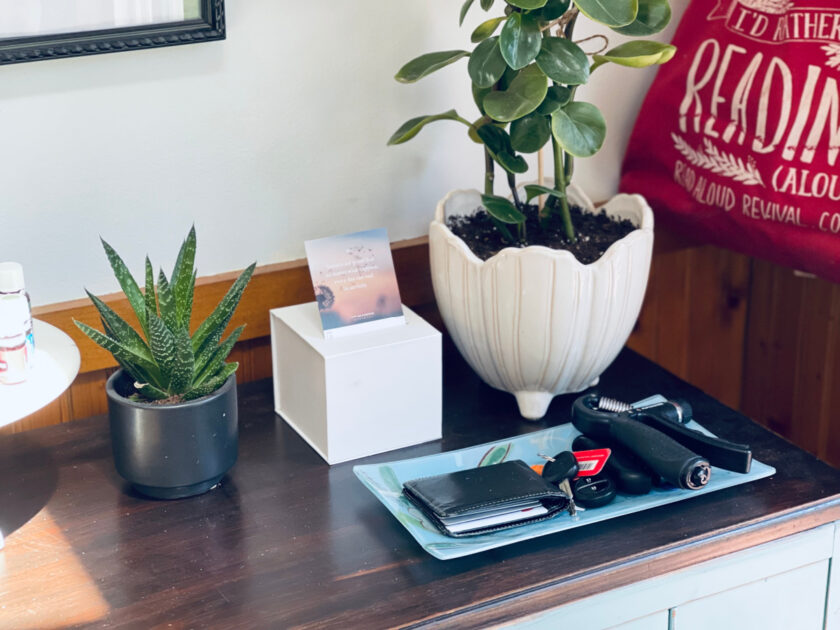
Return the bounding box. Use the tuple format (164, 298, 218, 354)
(75, 227, 255, 499)
(389, 0, 675, 419)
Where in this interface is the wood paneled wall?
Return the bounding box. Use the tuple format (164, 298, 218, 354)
(8, 233, 840, 470)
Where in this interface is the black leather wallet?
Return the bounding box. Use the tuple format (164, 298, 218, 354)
(402, 460, 570, 537)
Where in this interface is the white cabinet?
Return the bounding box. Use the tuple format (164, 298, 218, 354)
(505, 522, 839, 630)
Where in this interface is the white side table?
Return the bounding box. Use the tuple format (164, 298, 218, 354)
(0, 319, 80, 549)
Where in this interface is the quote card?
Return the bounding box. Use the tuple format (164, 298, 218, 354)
(304, 228, 405, 338)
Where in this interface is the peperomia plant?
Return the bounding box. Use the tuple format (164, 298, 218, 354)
(75, 227, 255, 404)
(388, 0, 675, 244)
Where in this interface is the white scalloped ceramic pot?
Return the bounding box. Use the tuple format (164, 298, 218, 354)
(429, 182, 654, 420)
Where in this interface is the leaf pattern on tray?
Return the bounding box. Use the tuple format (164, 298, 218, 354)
(477, 443, 511, 467)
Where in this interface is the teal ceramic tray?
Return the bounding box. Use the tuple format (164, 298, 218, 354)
(353, 422, 776, 560)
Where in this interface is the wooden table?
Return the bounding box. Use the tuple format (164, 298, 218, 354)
(2, 342, 840, 629)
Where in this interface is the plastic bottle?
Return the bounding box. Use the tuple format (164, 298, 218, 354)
(0, 262, 34, 385)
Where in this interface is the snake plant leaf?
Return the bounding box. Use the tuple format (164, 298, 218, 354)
(613, 0, 671, 36)
(536, 37, 590, 85)
(500, 13, 542, 70)
(172, 225, 196, 327)
(182, 363, 237, 402)
(592, 40, 676, 70)
(481, 194, 527, 224)
(477, 124, 529, 174)
(85, 290, 153, 362)
(573, 0, 638, 27)
(510, 113, 551, 153)
(484, 64, 548, 122)
(536, 85, 573, 115)
(551, 101, 607, 157)
(135, 382, 169, 401)
(395, 50, 470, 83)
(169, 327, 194, 395)
(471, 17, 506, 43)
(506, 0, 547, 8)
(468, 37, 507, 88)
(74, 320, 160, 377)
(144, 257, 157, 319)
(157, 269, 178, 333)
(388, 110, 463, 145)
(194, 324, 245, 386)
(524, 184, 566, 202)
(100, 238, 148, 337)
(147, 313, 176, 387)
(459, 0, 475, 25)
(480, 0, 494, 10)
(537, 0, 571, 20)
(192, 263, 256, 353)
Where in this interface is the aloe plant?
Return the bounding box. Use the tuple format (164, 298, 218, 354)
(389, 0, 676, 243)
(75, 227, 255, 403)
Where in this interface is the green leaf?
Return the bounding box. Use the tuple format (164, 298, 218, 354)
(147, 313, 176, 388)
(536, 85, 572, 115)
(481, 194, 527, 224)
(471, 16, 506, 42)
(477, 124, 528, 174)
(135, 383, 169, 402)
(144, 257, 156, 319)
(459, 0, 475, 25)
(537, 0, 571, 20)
(613, 0, 671, 35)
(573, 0, 638, 27)
(85, 290, 153, 362)
(472, 83, 492, 115)
(172, 226, 196, 328)
(593, 40, 676, 70)
(551, 101, 606, 157)
(536, 37, 590, 85)
(192, 263, 256, 353)
(395, 50, 469, 83)
(480, 0, 494, 9)
(524, 184, 566, 202)
(157, 269, 178, 333)
(468, 37, 507, 89)
(194, 324, 245, 386)
(500, 13, 542, 70)
(379, 466, 403, 494)
(387, 110, 463, 145)
(510, 113, 551, 153)
(484, 64, 548, 122)
(182, 362, 237, 401)
(169, 327, 194, 395)
(100, 238, 147, 337)
(478, 443, 512, 466)
(74, 320, 160, 377)
(506, 0, 547, 8)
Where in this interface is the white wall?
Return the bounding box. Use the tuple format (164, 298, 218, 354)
(0, 0, 688, 306)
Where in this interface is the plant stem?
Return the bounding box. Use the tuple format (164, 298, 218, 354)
(484, 148, 495, 196)
(553, 136, 576, 242)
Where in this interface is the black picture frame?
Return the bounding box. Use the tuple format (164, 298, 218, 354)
(0, 0, 225, 66)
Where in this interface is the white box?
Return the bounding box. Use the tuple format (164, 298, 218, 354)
(270, 303, 442, 464)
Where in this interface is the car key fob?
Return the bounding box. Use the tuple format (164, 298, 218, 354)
(572, 434, 658, 495)
(572, 474, 617, 508)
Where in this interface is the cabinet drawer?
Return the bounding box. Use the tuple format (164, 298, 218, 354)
(672, 560, 829, 630)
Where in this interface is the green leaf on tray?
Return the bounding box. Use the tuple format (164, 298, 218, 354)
(478, 443, 512, 466)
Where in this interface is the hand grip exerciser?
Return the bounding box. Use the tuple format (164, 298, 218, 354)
(572, 395, 711, 491)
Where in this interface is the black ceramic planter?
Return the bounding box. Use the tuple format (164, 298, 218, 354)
(106, 370, 238, 499)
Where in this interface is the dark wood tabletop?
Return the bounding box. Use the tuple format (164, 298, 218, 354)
(3, 341, 840, 629)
